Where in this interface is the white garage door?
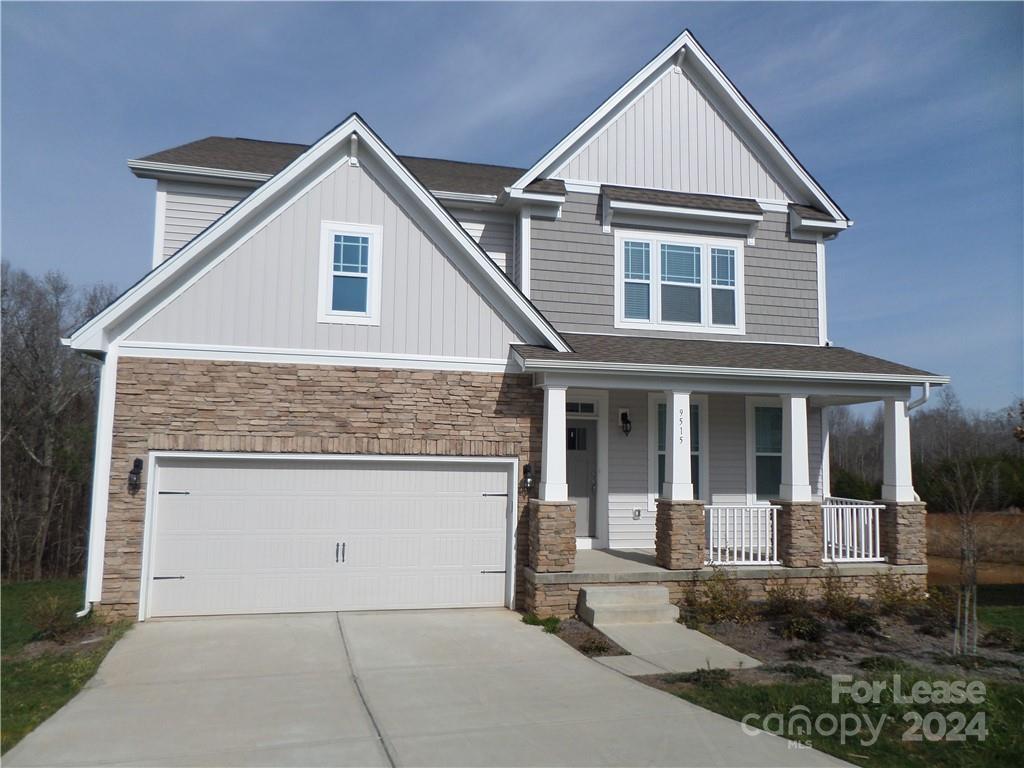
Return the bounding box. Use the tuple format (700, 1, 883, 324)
(146, 458, 511, 618)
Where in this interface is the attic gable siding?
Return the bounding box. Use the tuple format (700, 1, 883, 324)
(128, 160, 524, 358)
(556, 68, 788, 200)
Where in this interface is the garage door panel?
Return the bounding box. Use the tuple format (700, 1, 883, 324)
(148, 459, 511, 617)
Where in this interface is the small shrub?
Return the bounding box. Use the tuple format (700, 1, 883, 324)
(981, 625, 1016, 648)
(845, 610, 882, 636)
(821, 568, 860, 619)
(667, 667, 733, 687)
(872, 571, 925, 615)
(907, 586, 956, 636)
(786, 643, 825, 661)
(26, 595, 76, 641)
(764, 579, 811, 619)
(781, 615, 825, 642)
(685, 569, 755, 624)
(522, 613, 561, 633)
(858, 655, 908, 672)
(767, 663, 826, 680)
(578, 638, 610, 656)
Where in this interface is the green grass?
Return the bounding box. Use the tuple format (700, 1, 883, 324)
(521, 612, 561, 633)
(978, 605, 1024, 636)
(672, 667, 1024, 767)
(1, 580, 129, 754)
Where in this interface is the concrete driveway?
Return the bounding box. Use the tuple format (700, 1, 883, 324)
(5, 609, 845, 767)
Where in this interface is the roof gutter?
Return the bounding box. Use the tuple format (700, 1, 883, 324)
(513, 354, 950, 386)
(128, 159, 272, 185)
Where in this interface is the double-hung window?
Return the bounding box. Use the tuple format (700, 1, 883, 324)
(753, 405, 783, 501)
(318, 221, 382, 325)
(615, 230, 744, 333)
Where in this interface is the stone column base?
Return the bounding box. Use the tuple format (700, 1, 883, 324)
(878, 501, 927, 565)
(527, 499, 577, 573)
(775, 501, 823, 568)
(655, 499, 706, 570)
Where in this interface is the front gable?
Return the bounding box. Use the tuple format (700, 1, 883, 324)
(70, 115, 569, 359)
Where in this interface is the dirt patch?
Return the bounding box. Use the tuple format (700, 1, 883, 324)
(555, 618, 630, 658)
(4, 625, 113, 663)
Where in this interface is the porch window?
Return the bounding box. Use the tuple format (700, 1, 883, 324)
(754, 406, 783, 500)
(615, 230, 744, 334)
(657, 402, 700, 499)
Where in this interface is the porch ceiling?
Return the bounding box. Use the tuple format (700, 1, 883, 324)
(513, 333, 947, 386)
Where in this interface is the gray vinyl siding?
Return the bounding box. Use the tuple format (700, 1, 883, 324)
(607, 393, 824, 549)
(161, 182, 250, 260)
(530, 192, 820, 344)
(129, 160, 524, 358)
(449, 210, 514, 275)
(556, 67, 789, 201)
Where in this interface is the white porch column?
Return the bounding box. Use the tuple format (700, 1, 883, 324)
(662, 390, 694, 501)
(540, 385, 568, 501)
(881, 397, 915, 502)
(780, 394, 813, 502)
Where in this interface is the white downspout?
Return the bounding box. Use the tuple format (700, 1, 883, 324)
(907, 382, 931, 412)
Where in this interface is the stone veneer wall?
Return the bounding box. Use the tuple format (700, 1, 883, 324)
(99, 357, 543, 617)
(525, 565, 929, 618)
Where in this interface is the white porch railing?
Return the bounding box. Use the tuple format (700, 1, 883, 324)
(705, 505, 779, 565)
(822, 497, 885, 562)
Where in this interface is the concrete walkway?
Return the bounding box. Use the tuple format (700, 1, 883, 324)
(6, 609, 845, 767)
(594, 623, 762, 677)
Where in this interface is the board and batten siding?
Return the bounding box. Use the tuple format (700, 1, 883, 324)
(530, 192, 820, 344)
(449, 209, 515, 275)
(607, 392, 825, 549)
(129, 161, 524, 359)
(159, 182, 251, 261)
(555, 67, 789, 201)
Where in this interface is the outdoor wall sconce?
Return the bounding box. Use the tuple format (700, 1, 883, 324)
(619, 409, 632, 436)
(522, 463, 533, 490)
(128, 458, 143, 494)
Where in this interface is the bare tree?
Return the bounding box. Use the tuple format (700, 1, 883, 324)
(1, 264, 116, 581)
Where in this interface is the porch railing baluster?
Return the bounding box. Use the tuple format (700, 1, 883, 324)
(822, 497, 885, 563)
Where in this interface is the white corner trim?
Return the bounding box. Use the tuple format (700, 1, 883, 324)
(151, 184, 167, 269)
(75, 116, 570, 354)
(519, 206, 532, 298)
(84, 348, 120, 604)
(316, 220, 383, 326)
(816, 238, 828, 346)
(117, 340, 515, 373)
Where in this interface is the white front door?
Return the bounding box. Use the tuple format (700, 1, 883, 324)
(146, 457, 511, 618)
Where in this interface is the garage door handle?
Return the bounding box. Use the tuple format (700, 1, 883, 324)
(336, 543, 340, 563)
(482, 493, 508, 497)
(342, 542, 346, 563)
(153, 575, 185, 580)
(480, 570, 506, 574)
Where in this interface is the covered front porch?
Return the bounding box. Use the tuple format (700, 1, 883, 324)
(511, 335, 946, 616)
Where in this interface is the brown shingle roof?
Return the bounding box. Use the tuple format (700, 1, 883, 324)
(136, 137, 565, 197)
(513, 333, 941, 379)
(602, 185, 763, 215)
(789, 203, 834, 222)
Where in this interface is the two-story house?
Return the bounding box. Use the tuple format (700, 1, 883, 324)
(68, 30, 947, 620)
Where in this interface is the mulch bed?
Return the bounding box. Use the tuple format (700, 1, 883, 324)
(555, 618, 631, 658)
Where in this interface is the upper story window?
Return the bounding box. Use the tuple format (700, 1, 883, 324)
(614, 229, 744, 335)
(318, 221, 383, 326)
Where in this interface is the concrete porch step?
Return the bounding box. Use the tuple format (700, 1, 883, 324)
(578, 586, 680, 626)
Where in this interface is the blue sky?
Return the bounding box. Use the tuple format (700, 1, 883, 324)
(3, 2, 1021, 409)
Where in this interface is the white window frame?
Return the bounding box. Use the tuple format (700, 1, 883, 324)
(317, 220, 383, 326)
(647, 393, 709, 511)
(614, 228, 745, 335)
(745, 396, 783, 505)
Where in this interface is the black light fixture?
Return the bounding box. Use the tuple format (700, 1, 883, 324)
(128, 458, 143, 494)
(522, 463, 534, 490)
(620, 410, 632, 436)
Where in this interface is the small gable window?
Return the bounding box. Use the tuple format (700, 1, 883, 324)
(318, 221, 382, 325)
(614, 230, 745, 335)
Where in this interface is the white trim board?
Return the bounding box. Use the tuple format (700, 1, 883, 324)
(137, 451, 519, 621)
(71, 114, 570, 354)
(510, 30, 848, 224)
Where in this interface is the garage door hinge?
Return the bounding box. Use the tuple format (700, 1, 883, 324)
(481, 492, 508, 497)
(158, 491, 190, 495)
(152, 576, 186, 580)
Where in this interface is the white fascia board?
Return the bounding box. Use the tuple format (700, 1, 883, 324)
(127, 159, 272, 185)
(518, 357, 950, 386)
(74, 115, 570, 354)
(506, 187, 565, 205)
(433, 191, 500, 205)
(510, 30, 848, 224)
(608, 199, 763, 223)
